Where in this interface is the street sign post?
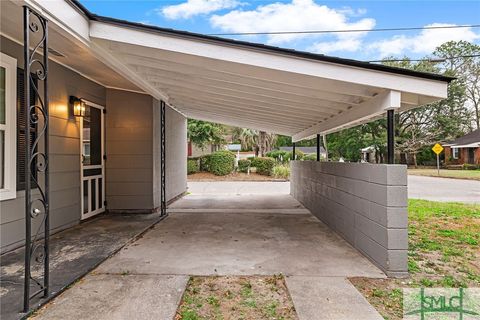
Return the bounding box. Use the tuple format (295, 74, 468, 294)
(432, 143, 444, 176)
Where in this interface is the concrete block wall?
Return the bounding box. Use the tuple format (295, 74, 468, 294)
(290, 161, 408, 277)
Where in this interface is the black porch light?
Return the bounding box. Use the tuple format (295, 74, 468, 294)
(70, 96, 86, 117)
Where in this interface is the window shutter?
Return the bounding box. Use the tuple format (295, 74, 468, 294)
(17, 68, 37, 191)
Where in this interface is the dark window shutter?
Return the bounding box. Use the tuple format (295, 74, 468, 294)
(17, 68, 37, 191)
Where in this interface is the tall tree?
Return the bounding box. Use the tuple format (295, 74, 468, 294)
(434, 41, 480, 129)
(187, 119, 226, 149)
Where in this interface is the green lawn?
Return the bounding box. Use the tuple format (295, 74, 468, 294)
(351, 199, 480, 320)
(408, 168, 480, 181)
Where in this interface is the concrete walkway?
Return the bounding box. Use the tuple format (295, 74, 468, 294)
(408, 175, 480, 203)
(34, 193, 384, 320)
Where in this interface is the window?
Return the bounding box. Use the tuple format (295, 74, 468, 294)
(0, 53, 17, 200)
(452, 147, 459, 159)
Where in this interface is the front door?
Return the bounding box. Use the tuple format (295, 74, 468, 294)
(80, 101, 105, 219)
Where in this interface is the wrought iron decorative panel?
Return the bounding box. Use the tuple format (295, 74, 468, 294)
(23, 5, 49, 313)
(160, 100, 166, 217)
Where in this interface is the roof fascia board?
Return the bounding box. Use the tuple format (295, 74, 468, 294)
(292, 90, 401, 142)
(25, 0, 90, 44)
(89, 21, 448, 99)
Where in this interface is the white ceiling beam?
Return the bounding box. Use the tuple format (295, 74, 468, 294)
(145, 74, 358, 110)
(151, 80, 350, 114)
(90, 24, 448, 98)
(173, 102, 312, 126)
(142, 69, 365, 105)
(160, 86, 345, 116)
(120, 54, 378, 98)
(292, 90, 401, 142)
(170, 96, 329, 122)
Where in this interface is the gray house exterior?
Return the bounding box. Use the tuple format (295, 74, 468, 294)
(0, 35, 187, 253)
(0, 0, 452, 294)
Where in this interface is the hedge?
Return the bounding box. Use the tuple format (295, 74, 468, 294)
(238, 159, 251, 173)
(253, 157, 276, 175)
(199, 154, 212, 172)
(303, 153, 317, 161)
(265, 150, 290, 163)
(209, 150, 236, 176)
(187, 158, 199, 175)
(287, 150, 304, 160)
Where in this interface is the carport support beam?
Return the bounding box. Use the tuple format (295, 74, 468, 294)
(316, 134, 320, 161)
(387, 109, 395, 164)
(293, 142, 296, 160)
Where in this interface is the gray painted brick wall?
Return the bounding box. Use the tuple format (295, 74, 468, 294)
(290, 161, 408, 277)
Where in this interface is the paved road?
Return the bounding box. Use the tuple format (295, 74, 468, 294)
(188, 178, 480, 204)
(408, 175, 480, 204)
(187, 181, 290, 194)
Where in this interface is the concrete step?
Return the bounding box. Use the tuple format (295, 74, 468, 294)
(286, 276, 384, 320)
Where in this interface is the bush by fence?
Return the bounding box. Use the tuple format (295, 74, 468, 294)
(238, 159, 251, 173)
(187, 158, 199, 175)
(209, 150, 236, 176)
(272, 164, 290, 179)
(253, 157, 276, 175)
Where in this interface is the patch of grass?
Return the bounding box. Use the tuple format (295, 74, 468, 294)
(350, 199, 480, 320)
(175, 276, 298, 320)
(408, 168, 480, 181)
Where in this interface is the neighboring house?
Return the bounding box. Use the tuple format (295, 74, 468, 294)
(279, 146, 327, 158)
(444, 129, 480, 165)
(187, 141, 223, 157)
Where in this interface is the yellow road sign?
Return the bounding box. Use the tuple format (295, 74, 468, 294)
(432, 143, 444, 155)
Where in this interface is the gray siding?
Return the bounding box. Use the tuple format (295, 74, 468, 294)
(290, 161, 408, 277)
(0, 36, 106, 253)
(105, 90, 187, 212)
(105, 89, 154, 211)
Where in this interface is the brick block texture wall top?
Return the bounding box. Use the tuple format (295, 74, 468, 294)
(290, 161, 408, 277)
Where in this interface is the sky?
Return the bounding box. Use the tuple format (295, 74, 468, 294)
(79, 0, 480, 61)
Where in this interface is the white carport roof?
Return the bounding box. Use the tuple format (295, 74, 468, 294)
(4, 0, 453, 141)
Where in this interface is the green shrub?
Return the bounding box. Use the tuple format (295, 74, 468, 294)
(303, 153, 317, 161)
(199, 154, 212, 172)
(250, 157, 262, 168)
(209, 150, 235, 176)
(266, 150, 290, 163)
(272, 164, 290, 179)
(238, 159, 251, 173)
(187, 158, 199, 175)
(253, 157, 276, 175)
(286, 150, 304, 161)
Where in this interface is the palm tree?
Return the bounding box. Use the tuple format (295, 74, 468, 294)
(232, 128, 277, 156)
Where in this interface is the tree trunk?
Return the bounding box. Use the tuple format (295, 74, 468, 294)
(322, 135, 328, 161)
(413, 153, 418, 168)
(259, 131, 266, 157)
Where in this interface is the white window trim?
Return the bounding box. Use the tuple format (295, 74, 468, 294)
(0, 53, 17, 201)
(452, 147, 459, 159)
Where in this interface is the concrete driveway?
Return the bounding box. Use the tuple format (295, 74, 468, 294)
(34, 192, 384, 320)
(408, 175, 480, 203)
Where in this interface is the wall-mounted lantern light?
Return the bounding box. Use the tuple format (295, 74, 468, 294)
(70, 96, 86, 117)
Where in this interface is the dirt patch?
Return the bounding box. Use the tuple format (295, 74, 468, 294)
(188, 172, 287, 182)
(175, 275, 298, 320)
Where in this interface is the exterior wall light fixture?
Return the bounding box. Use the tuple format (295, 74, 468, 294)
(70, 96, 86, 117)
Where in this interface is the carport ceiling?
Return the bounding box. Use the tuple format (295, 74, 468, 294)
(12, 0, 453, 141)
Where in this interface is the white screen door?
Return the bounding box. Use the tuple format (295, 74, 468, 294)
(80, 101, 105, 219)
